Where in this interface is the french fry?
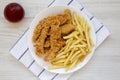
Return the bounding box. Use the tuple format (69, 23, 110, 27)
(53, 58, 66, 64)
(64, 49, 75, 66)
(69, 58, 78, 70)
(73, 12, 83, 36)
(50, 55, 66, 62)
(70, 44, 86, 49)
(48, 65, 64, 70)
(80, 48, 86, 55)
(70, 50, 80, 62)
(56, 52, 65, 58)
(63, 31, 79, 39)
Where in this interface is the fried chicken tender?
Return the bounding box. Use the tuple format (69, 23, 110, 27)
(57, 9, 71, 25)
(32, 19, 45, 42)
(60, 24, 75, 35)
(44, 37, 50, 48)
(44, 24, 65, 61)
(44, 47, 50, 54)
(32, 9, 74, 61)
(64, 9, 72, 23)
(35, 24, 50, 56)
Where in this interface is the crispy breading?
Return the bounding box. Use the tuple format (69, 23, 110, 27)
(32, 9, 73, 61)
(56, 9, 71, 25)
(44, 38, 65, 61)
(50, 24, 62, 52)
(60, 24, 75, 35)
(44, 37, 50, 48)
(44, 47, 50, 54)
(35, 24, 50, 55)
(32, 19, 46, 42)
(44, 24, 65, 61)
(64, 9, 72, 23)
(34, 17, 61, 57)
(35, 45, 43, 56)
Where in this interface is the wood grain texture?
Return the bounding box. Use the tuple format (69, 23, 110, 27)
(0, 0, 120, 80)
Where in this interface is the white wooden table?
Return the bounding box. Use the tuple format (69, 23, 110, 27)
(0, 0, 120, 80)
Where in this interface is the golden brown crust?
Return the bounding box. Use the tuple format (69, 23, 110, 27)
(60, 24, 75, 35)
(44, 37, 50, 48)
(35, 25, 50, 55)
(32, 19, 46, 42)
(46, 24, 65, 60)
(32, 9, 73, 61)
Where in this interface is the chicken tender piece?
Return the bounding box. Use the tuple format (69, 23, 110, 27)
(44, 37, 50, 48)
(64, 9, 72, 23)
(57, 9, 71, 25)
(44, 47, 50, 54)
(32, 9, 74, 62)
(35, 17, 60, 56)
(44, 24, 65, 61)
(64, 9, 71, 15)
(32, 19, 46, 42)
(35, 24, 50, 56)
(50, 25, 63, 53)
(60, 24, 75, 35)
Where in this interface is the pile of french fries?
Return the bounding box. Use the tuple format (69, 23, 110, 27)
(48, 12, 94, 71)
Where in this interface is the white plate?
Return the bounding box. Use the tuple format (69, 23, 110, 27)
(28, 6, 96, 74)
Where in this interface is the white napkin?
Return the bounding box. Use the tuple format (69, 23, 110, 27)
(9, 0, 110, 80)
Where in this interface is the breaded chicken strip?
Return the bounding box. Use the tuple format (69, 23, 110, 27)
(44, 24, 65, 61)
(44, 37, 50, 48)
(64, 9, 72, 23)
(33, 9, 74, 61)
(60, 24, 75, 35)
(35, 17, 61, 56)
(32, 19, 45, 42)
(32, 9, 71, 42)
(57, 9, 72, 25)
(35, 24, 50, 56)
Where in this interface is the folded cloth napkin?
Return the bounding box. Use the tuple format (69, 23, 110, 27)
(9, 0, 110, 80)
